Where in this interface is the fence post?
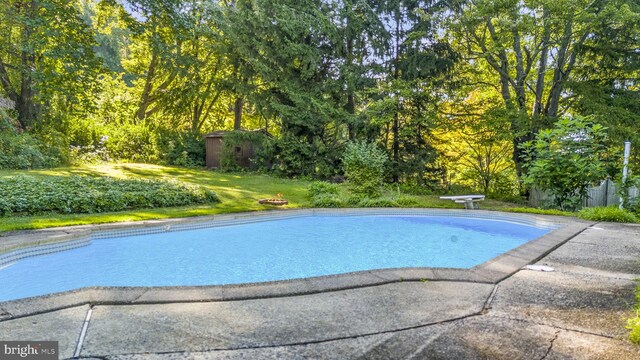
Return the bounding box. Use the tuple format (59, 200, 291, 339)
(620, 140, 631, 209)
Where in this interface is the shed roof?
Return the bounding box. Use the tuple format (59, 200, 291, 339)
(203, 131, 228, 138)
(203, 129, 273, 139)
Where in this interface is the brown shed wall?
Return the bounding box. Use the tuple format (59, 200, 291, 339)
(205, 136, 256, 169)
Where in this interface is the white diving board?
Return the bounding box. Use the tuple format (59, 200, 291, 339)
(439, 195, 486, 209)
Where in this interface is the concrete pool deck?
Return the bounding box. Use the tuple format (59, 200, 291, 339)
(0, 213, 639, 358)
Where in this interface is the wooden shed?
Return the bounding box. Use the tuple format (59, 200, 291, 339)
(204, 130, 267, 169)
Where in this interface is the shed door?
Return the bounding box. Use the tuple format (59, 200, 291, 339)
(206, 138, 222, 168)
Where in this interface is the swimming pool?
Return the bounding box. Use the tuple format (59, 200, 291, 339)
(0, 212, 555, 301)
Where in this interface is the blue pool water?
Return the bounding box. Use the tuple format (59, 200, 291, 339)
(0, 215, 550, 301)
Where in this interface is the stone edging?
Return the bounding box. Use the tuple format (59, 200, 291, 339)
(0, 209, 592, 319)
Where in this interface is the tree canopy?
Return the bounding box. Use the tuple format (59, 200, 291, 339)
(0, 0, 638, 198)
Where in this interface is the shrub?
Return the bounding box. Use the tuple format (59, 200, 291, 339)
(0, 175, 219, 216)
(220, 130, 269, 171)
(522, 117, 608, 211)
(155, 129, 205, 167)
(342, 141, 387, 197)
(397, 183, 434, 196)
(506, 207, 573, 217)
(356, 196, 398, 208)
(396, 195, 419, 207)
(103, 123, 158, 163)
(346, 193, 367, 206)
(307, 181, 343, 207)
(307, 181, 340, 198)
(314, 141, 346, 180)
(616, 175, 640, 214)
(310, 194, 344, 208)
(0, 131, 62, 169)
(628, 284, 640, 344)
(268, 134, 314, 177)
(577, 207, 638, 223)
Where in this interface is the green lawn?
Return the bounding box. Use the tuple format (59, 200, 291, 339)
(0, 163, 522, 232)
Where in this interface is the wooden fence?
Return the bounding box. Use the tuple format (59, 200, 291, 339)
(530, 179, 639, 208)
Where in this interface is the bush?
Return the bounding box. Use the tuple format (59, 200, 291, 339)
(488, 192, 526, 204)
(310, 194, 344, 208)
(0, 131, 62, 169)
(104, 123, 157, 163)
(397, 183, 434, 196)
(506, 207, 573, 217)
(307, 181, 340, 198)
(356, 196, 398, 208)
(307, 181, 342, 207)
(396, 195, 419, 207)
(577, 206, 638, 223)
(69, 135, 111, 165)
(628, 284, 640, 344)
(155, 128, 205, 167)
(268, 134, 314, 177)
(617, 175, 640, 214)
(342, 141, 387, 197)
(346, 193, 367, 206)
(522, 117, 608, 211)
(0, 175, 219, 216)
(220, 130, 269, 171)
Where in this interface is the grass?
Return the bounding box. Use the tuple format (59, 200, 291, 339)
(0, 164, 314, 232)
(502, 207, 574, 217)
(0, 163, 569, 232)
(577, 206, 638, 223)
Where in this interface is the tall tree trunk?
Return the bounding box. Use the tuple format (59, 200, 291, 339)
(17, 52, 35, 129)
(532, 9, 550, 119)
(233, 96, 243, 130)
(135, 50, 158, 123)
(14, 0, 37, 130)
(544, 20, 573, 118)
(345, 31, 356, 141)
(346, 92, 355, 140)
(512, 30, 527, 110)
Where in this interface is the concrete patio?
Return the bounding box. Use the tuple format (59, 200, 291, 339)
(1, 221, 639, 359)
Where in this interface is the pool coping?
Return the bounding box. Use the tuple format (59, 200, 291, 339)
(0, 209, 592, 319)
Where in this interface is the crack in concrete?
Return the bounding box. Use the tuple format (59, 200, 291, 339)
(569, 241, 599, 245)
(83, 281, 500, 358)
(490, 314, 617, 340)
(130, 290, 149, 304)
(82, 312, 482, 358)
(367, 271, 401, 283)
(540, 330, 561, 360)
(0, 306, 12, 320)
(482, 285, 499, 312)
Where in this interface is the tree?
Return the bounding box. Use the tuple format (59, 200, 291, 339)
(522, 117, 608, 210)
(367, 0, 457, 183)
(328, 0, 387, 140)
(0, 0, 101, 130)
(445, 0, 639, 176)
(435, 107, 516, 195)
(226, 0, 344, 176)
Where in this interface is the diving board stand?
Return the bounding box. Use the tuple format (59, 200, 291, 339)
(439, 195, 485, 209)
